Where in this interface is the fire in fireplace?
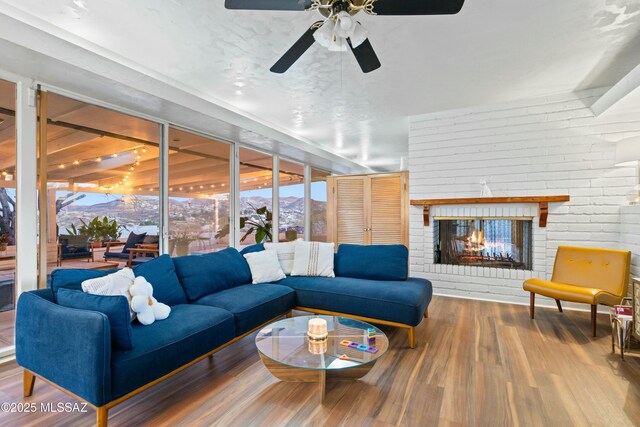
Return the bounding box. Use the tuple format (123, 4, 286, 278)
(434, 218, 532, 270)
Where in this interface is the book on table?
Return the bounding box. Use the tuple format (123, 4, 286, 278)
(614, 305, 633, 319)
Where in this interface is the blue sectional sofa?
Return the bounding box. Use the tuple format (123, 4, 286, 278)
(16, 244, 432, 426)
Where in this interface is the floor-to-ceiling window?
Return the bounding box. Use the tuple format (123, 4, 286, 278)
(38, 91, 160, 283)
(167, 127, 230, 256)
(0, 79, 16, 351)
(238, 147, 273, 247)
(311, 168, 330, 242)
(278, 159, 305, 242)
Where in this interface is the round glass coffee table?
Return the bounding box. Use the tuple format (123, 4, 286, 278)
(255, 315, 389, 401)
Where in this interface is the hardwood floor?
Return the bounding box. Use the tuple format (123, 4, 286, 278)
(1, 296, 639, 427)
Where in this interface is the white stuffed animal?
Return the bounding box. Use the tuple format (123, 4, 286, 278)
(129, 276, 171, 326)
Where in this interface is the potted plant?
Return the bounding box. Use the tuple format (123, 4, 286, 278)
(0, 233, 8, 252)
(169, 222, 203, 256)
(66, 216, 125, 247)
(215, 205, 272, 244)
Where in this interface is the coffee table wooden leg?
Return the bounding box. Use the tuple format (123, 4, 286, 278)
(319, 370, 326, 403)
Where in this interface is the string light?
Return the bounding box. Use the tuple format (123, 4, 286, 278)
(112, 153, 118, 158)
(1, 171, 6, 176)
(133, 149, 138, 154)
(96, 157, 102, 162)
(73, 160, 80, 165)
(142, 147, 147, 153)
(59, 164, 65, 169)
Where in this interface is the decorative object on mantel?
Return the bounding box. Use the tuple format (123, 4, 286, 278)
(410, 195, 571, 227)
(479, 180, 493, 197)
(614, 136, 640, 205)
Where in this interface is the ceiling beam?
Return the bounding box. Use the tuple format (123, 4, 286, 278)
(591, 62, 640, 116)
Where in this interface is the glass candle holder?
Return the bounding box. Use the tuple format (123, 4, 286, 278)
(307, 317, 328, 340)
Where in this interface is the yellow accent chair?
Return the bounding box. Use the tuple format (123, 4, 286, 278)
(523, 246, 631, 337)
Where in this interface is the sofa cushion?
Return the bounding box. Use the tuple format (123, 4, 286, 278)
(57, 288, 133, 350)
(111, 304, 235, 400)
(59, 235, 91, 259)
(277, 276, 432, 326)
(335, 244, 408, 281)
(122, 232, 147, 253)
(173, 247, 252, 301)
(50, 268, 119, 299)
(133, 255, 187, 306)
(264, 240, 298, 275)
(244, 250, 286, 284)
(291, 241, 335, 277)
(194, 284, 295, 335)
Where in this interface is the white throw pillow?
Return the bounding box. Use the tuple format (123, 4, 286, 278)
(244, 250, 286, 284)
(264, 240, 299, 275)
(291, 241, 335, 277)
(82, 268, 136, 320)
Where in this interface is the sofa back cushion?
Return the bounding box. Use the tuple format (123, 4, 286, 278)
(57, 288, 133, 350)
(334, 244, 408, 281)
(50, 268, 119, 299)
(122, 232, 147, 253)
(239, 243, 264, 256)
(173, 247, 252, 301)
(133, 255, 187, 306)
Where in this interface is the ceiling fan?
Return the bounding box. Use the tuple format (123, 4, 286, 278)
(224, 0, 465, 74)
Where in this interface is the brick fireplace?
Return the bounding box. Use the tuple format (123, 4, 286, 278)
(410, 198, 568, 303)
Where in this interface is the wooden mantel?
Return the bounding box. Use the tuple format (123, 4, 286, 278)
(410, 195, 570, 227)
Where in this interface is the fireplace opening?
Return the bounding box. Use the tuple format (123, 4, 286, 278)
(434, 218, 533, 270)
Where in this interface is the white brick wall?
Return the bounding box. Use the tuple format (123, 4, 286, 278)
(409, 88, 640, 307)
(620, 205, 640, 281)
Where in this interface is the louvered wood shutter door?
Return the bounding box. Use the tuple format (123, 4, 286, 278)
(335, 178, 366, 245)
(370, 175, 403, 245)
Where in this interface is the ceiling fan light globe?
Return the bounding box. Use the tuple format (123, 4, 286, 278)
(349, 23, 368, 48)
(334, 11, 354, 37)
(313, 19, 335, 48)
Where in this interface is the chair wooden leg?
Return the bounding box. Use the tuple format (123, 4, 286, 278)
(23, 370, 35, 397)
(408, 327, 416, 349)
(529, 293, 535, 319)
(96, 406, 108, 427)
(591, 304, 597, 337)
(555, 299, 563, 313)
(424, 309, 429, 318)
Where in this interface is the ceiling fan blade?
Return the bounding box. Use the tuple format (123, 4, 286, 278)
(225, 0, 312, 11)
(372, 0, 465, 15)
(348, 39, 381, 73)
(270, 21, 322, 73)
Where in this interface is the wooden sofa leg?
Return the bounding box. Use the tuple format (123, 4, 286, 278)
(97, 406, 108, 427)
(591, 304, 597, 337)
(424, 309, 429, 318)
(555, 299, 563, 313)
(23, 370, 35, 397)
(529, 293, 535, 319)
(408, 327, 416, 349)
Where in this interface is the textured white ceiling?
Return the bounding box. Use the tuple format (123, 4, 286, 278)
(1, 0, 640, 170)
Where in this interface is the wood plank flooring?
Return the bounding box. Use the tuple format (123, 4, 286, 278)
(0, 296, 639, 427)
